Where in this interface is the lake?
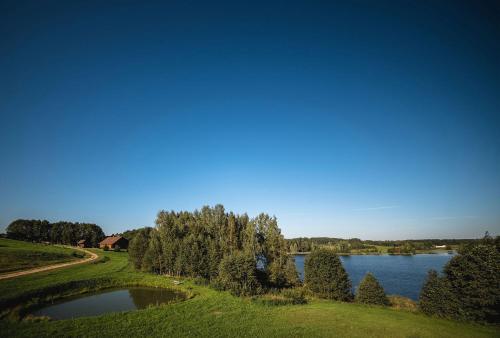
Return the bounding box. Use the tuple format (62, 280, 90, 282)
(294, 253, 455, 300)
(32, 287, 185, 320)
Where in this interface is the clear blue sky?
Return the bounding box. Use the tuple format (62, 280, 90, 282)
(1, 1, 499, 239)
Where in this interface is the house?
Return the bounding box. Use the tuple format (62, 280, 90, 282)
(77, 239, 88, 248)
(434, 245, 447, 249)
(99, 236, 129, 250)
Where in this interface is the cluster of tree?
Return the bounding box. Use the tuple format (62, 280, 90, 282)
(119, 227, 152, 242)
(304, 248, 389, 305)
(128, 205, 299, 295)
(387, 242, 416, 255)
(419, 234, 500, 323)
(6, 219, 105, 247)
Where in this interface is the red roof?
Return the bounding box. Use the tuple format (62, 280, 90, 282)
(99, 236, 124, 245)
(77, 239, 86, 244)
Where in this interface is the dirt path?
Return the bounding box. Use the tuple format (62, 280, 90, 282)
(0, 247, 99, 280)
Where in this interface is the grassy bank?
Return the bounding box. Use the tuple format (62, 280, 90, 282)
(0, 238, 84, 274)
(0, 243, 497, 337)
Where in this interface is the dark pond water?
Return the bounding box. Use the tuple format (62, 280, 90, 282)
(32, 287, 185, 320)
(294, 253, 455, 300)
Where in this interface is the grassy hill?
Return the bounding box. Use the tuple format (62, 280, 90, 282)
(0, 241, 497, 338)
(0, 238, 84, 274)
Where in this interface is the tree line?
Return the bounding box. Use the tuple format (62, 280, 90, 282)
(128, 205, 298, 294)
(288, 237, 478, 253)
(5, 219, 105, 247)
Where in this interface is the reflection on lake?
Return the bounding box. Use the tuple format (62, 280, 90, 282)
(294, 253, 455, 300)
(32, 287, 185, 320)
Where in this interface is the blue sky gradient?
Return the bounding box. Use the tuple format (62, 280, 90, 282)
(1, 1, 499, 239)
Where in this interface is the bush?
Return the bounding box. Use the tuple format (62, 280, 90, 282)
(253, 288, 307, 306)
(281, 287, 308, 304)
(304, 248, 352, 301)
(355, 273, 389, 306)
(102, 246, 109, 251)
(193, 277, 209, 286)
(71, 251, 84, 258)
(216, 251, 261, 296)
(388, 295, 417, 312)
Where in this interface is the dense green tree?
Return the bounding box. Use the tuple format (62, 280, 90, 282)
(216, 251, 261, 296)
(443, 243, 500, 322)
(304, 248, 352, 301)
(419, 238, 500, 323)
(355, 273, 389, 306)
(419, 270, 462, 319)
(128, 228, 152, 269)
(284, 256, 300, 287)
(6, 219, 104, 246)
(128, 205, 295, 291)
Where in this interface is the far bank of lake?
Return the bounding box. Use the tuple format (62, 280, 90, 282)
(294, 253, 455, 300)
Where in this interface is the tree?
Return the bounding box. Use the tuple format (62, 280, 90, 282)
(304, 248, 352, 301)
(217, 251, 261, 296)
(419, 270, 462, 318)
(419, 238, 500, 323)
(284, 256, 300, 287)
(355, 273, 389, 305)
(443, 243, 500, 322)
(128, 228, 151, 269)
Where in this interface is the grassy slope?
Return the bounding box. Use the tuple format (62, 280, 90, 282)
(0, 246, 497, 338)
(0, 238, 82, 274)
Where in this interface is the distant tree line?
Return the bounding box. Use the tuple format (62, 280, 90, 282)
(128, 205, 298, 295)
(6, 219, 105, 247)
(288, 237, 481, 253)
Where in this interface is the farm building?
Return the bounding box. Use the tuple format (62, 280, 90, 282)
(77, 239, 88, 248)
(99, 236, 129, 250)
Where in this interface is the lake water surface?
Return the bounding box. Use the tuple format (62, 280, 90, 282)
(294, 253, 455, 300)
(32, 287, 185, 320)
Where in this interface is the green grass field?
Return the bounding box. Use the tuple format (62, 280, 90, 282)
(0, 241, 497, 338)
(0, 238, 84, 274)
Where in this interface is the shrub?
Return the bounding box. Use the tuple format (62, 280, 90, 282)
(388, 295, 417, 312)
(193, 277, 209, 286)
(281, 287, 308, 304)
(71, 251, 84, 258)
(216, 251, 261, 296)
(304, 248, 352, 301)
(355, 273, 389, 306)
(253, 288, 307, 306)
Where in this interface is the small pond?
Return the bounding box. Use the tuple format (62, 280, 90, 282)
(31, 287, 185, 320)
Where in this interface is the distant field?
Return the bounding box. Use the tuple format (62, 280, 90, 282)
(0, 241, 497, 338)
(0, 238, 83, 274)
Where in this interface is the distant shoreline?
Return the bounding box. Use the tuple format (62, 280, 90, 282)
(291, 250, 455, 256)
